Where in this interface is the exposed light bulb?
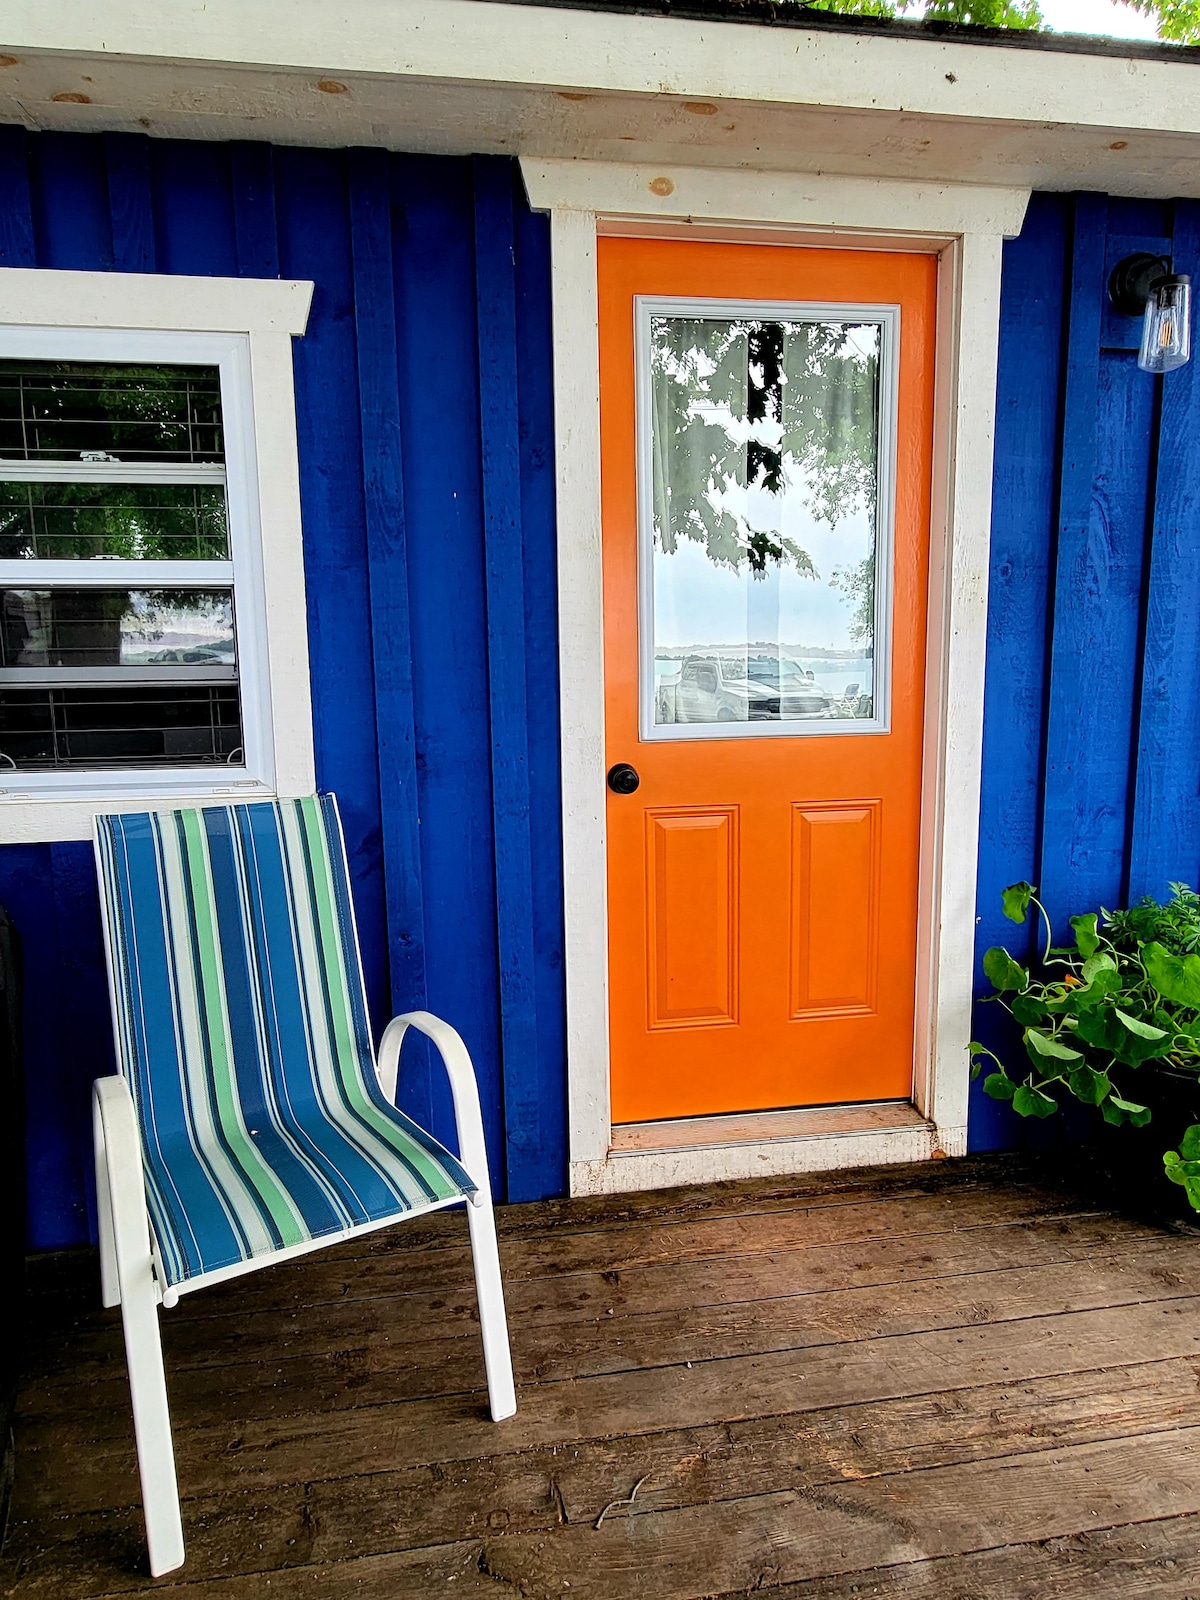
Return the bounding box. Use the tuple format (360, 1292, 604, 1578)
(1138, 274, 1191, 374)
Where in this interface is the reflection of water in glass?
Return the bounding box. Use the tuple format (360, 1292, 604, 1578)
(119, 591, 235, 665)
(649, 314, 880, 728)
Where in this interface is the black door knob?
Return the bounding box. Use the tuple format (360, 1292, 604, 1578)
(607, 762, 640, 795)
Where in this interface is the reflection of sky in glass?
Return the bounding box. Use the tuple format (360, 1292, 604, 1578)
(654, 485, 872, 653)
(121, 593, 235, 664)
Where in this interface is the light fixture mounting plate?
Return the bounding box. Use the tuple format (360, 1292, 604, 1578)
(1109, 252, 1173, 318)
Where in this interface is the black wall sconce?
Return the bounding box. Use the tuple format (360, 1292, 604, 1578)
(1109, 252, 1192, 373)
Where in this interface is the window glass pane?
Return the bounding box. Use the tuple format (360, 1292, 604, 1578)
(0, 362, 223, 462)
(0, 683, 242, 769)
(648, 314, 881, 729)
(0, 482, 228, 560)
(0, 589, 235, 669)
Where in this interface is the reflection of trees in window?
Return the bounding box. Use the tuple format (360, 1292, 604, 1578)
(0, 484, 227, 561)
(0, 361, 242, 768)
(0, 362, 223, 461)
(650, 317, 880, 581)
(830, 551, 875, 643)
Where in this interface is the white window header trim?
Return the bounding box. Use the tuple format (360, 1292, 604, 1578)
(0, 270, 313, 337)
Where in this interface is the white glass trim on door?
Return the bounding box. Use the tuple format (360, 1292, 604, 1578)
(634, 296, 900, 743)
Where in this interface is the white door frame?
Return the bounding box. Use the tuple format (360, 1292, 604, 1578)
(519, 159, 1030, 1197)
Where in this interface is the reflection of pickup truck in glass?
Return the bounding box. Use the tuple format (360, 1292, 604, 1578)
(662, 654, 833, 723)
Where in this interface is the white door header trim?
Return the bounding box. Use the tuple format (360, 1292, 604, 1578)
(520, 160, 1031, 242)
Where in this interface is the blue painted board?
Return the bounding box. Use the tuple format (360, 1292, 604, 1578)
(27, 132, 112, 269)
(1038, 193, 1156, 924)
(273, 146, 391, 1036)
(347, 147, 432, 1123)
(104, 132, 155, 273)
(393, 153, 505, 1185)
(0, 125, 35, 266)
(230, 142, 280, 279)
(149, 139, 237, 277)
(971, 194, 1068, 1152)
(1128, 200, 1200, 902)
(473, 156, 543, 1199)
(514, 176, 568, 1199)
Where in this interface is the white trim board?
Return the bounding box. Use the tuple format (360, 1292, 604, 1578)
(5, 0, 1200, 140)
(0, 269, 316, 843)
(528, 159, 1023, 1197)
(524, 162, 1031, 244)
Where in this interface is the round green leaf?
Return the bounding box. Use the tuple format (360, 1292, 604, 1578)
(1023, 1026, 1083, 1063)
(1001, 882, 1034, 925)
(1069, 913, 1100, 959)
(1113, 1008, 1168, 1041)
(1013, 1082, 1058, 1118)
(1108, 1095, 1152, 1129)
(983, 946, 1029, 994)
(1067, 1065, 1111, 1106)
(1143, 942, 1200, 1008)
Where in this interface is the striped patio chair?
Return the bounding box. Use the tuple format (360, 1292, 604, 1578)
(91, 794, 515, 1577)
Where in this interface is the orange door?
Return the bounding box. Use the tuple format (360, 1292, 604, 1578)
(601, 236, 936, 1124)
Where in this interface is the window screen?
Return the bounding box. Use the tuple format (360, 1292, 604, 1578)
(0, 362, 244, 772)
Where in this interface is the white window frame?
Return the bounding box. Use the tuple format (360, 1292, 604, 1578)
(0, 269, 315, 844)
(635, 294, 899, 743)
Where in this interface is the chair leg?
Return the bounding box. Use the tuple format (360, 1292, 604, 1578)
(466, 1195, 517, 1421)
(95, 1076, 185, 1576)
(119, 1256, 185, 1576)
(383, 1012, 516, 1421)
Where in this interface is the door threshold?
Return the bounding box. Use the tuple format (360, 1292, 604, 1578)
(573, 1099, 949, 1196)
(610, 1100, 930, 1156)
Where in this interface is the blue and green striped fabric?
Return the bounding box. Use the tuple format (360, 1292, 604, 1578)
(95, 794, 473, 1288)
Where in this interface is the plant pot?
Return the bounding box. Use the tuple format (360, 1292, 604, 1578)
(1084, 1064, 1200, 1224)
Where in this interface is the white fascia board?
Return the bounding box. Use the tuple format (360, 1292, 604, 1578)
(522, 160, 1031, 240)
(4, 0, 1200, 139)
(0, 269, 313, 336)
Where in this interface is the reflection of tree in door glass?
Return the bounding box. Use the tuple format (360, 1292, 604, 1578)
(649, 314, 882, 728)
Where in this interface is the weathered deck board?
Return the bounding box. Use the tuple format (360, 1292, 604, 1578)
(17, 1229, 1197, 1433)
(4, 1155, 1200, 1598)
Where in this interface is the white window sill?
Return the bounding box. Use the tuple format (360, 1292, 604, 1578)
(0, 780, 288, 844)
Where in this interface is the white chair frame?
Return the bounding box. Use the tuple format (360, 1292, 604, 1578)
(93, 1010, 516, 1577)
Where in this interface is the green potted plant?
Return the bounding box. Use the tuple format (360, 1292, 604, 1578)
(972, 881, 1200, 1216)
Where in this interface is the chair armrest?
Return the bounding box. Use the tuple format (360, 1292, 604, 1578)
(94, 1074, 144, 1219)
(94, 1075, 178, 1307)
(376, 1011, 492, 1204)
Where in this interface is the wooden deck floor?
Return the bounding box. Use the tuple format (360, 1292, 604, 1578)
(6, 1153, 1200, 1597)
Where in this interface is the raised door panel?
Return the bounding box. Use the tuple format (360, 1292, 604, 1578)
(646, 807, 738, 1029)
(791, 799, 881, 1018)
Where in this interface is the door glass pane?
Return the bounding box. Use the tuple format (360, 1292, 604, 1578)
(646, 312, 884, 731)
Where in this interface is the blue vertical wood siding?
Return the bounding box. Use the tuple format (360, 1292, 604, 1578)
(5, 121, 1195, 1226)
(973, 191, 1200, 1149)
(0, 130, 566, 1246)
